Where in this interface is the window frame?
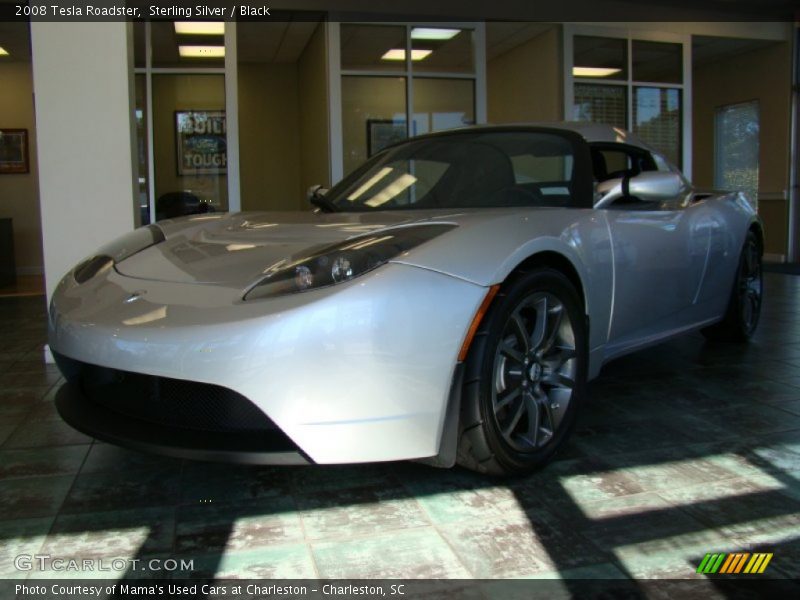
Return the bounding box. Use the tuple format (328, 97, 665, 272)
(329, 21, 488, 184)
(563, 25, 691, 179)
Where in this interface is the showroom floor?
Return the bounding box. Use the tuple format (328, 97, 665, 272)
(1, 274, 799, 585)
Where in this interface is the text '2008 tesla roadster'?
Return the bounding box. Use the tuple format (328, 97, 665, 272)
(49, 124, 763, 475)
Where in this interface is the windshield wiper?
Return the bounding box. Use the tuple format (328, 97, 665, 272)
(308, 187, 339, 213)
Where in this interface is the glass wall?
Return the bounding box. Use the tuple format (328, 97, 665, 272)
(634, 87, 681, 166)
(571, 31, 685, 169)
(340, 24, 477, 177)
(133, 21, 228, 223)
(342, 76, 407, 175)
(134, 74, 149, 224)
(715, 100, 760, 206)
(573, 84, 626, 129)
(152, 74, 227, 216)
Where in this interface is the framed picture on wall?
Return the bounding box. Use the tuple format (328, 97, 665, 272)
(175, 111, 227, 175)
(367, 119, 407, 157)
(0, 129, 29, 174)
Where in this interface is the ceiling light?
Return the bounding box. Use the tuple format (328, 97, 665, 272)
(174, 22, 224, 35)
(410, 28, 460, 40)
(179, 45, 225, 59)
(381, 49, 432, 61)
(572, 67, 622, 78)
(0, 47, 9, 57)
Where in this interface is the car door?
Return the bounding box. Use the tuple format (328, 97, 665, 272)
(593, 145, 711, 352)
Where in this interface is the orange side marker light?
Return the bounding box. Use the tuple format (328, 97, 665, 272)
(458, 285, 500, 361)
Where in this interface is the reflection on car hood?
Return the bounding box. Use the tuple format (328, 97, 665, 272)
(115, 210, 473, 287)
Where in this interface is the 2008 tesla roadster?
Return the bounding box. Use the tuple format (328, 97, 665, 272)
(49, 123, 763, 475)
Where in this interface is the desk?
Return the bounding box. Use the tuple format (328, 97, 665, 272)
(0, 218, 16, 287)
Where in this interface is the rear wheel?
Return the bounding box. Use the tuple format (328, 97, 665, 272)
(702, 231, 763, 342)
(457, 269, 587, 476)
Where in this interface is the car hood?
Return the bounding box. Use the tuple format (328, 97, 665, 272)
(115, 210, 470, 287)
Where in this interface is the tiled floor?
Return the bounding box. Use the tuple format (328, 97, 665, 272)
(1, 274, 799, 583)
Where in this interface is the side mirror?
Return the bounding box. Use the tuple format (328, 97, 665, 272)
(307, 184, 329, 201)
(594, 172, 684, 209)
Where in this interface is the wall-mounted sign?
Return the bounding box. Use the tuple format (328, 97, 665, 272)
(0, 129, 29, 174)
(175, 111, 227, 176)
(366, 119, 407, 157)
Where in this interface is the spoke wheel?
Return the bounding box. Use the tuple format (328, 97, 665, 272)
(457, 268, 587, 476)
(738, 236, 762, 335)
(702, 230, 762, 343)
(492, 292, 576, 453)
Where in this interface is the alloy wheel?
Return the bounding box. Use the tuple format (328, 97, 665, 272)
(739, 238, 762, 334)
(491, 292, 577, 452)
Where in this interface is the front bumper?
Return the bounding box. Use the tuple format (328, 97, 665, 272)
(49, 262, 486, 464)
(56, 385, 309, 464)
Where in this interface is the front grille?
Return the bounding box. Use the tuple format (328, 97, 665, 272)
(61, 358, 278, 434)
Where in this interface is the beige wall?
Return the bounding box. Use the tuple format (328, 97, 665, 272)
(298, 24, 331, 193)
(488, 26, 563, 124)
(152, 74, 228, 212)
(237, 23, 329, 211)
(0, 61, 42, 273)
(692, 41, 792, 255)
(238, 63, 302, 211)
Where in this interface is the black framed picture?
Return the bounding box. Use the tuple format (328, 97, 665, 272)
(175, 111, 227, 175)
(0, 129, 29, 174)
(366, 119, 407, 157)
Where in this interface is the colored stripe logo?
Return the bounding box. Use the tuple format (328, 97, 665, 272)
(697, 552, 773, 574)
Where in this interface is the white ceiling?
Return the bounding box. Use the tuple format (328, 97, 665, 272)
(692, 35, 780, 68)
(237, 21, 321, 63)
(0, 22, 30, 61)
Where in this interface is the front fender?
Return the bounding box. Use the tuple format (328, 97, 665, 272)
(393, 209, 613, 378)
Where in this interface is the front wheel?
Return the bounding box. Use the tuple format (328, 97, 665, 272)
(702, 231, 763, 342)
(457, 269, 588, 476)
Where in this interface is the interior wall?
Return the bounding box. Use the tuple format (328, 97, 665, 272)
(692, 41, 792, 256)
(236, 23, 328, 212)
(238, 63, 303, 211)
(0, 61, 42, 274)
(487, 26, 563, 123)
(298, 23, 331, 194)
(31, 22, 136, 298)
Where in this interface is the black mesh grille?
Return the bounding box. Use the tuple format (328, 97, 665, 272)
(74, 362, 278, 434)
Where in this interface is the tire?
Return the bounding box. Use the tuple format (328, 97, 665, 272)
(702, 231, 763, 342)
(457, 268, 588, 476)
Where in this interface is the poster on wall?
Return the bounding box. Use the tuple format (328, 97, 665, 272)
(175, 111, 227, 175)
(367, 119, 407, 157)
(0, 129, 29, 174)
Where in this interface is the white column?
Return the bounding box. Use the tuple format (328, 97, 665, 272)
(31, 22, 137, 299)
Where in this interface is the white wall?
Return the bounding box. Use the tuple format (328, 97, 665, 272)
(31, 22, 137, 298)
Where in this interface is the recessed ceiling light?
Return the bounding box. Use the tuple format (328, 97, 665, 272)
(572, 67, 622, 78)
(179, 45, 225, 58)
(381, 49, 432, 61)
(0, 46, 9, 57)
(174, 22, 224, 35)
(410, 28, 460, 40)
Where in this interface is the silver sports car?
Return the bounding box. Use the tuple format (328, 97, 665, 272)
(49, 123, 763, 475)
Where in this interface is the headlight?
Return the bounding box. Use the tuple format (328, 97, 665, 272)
(72, 224, 165, 284)
(244, 224, 455, 300)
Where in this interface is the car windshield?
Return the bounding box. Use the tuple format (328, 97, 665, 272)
(327, 130, 581, 211)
